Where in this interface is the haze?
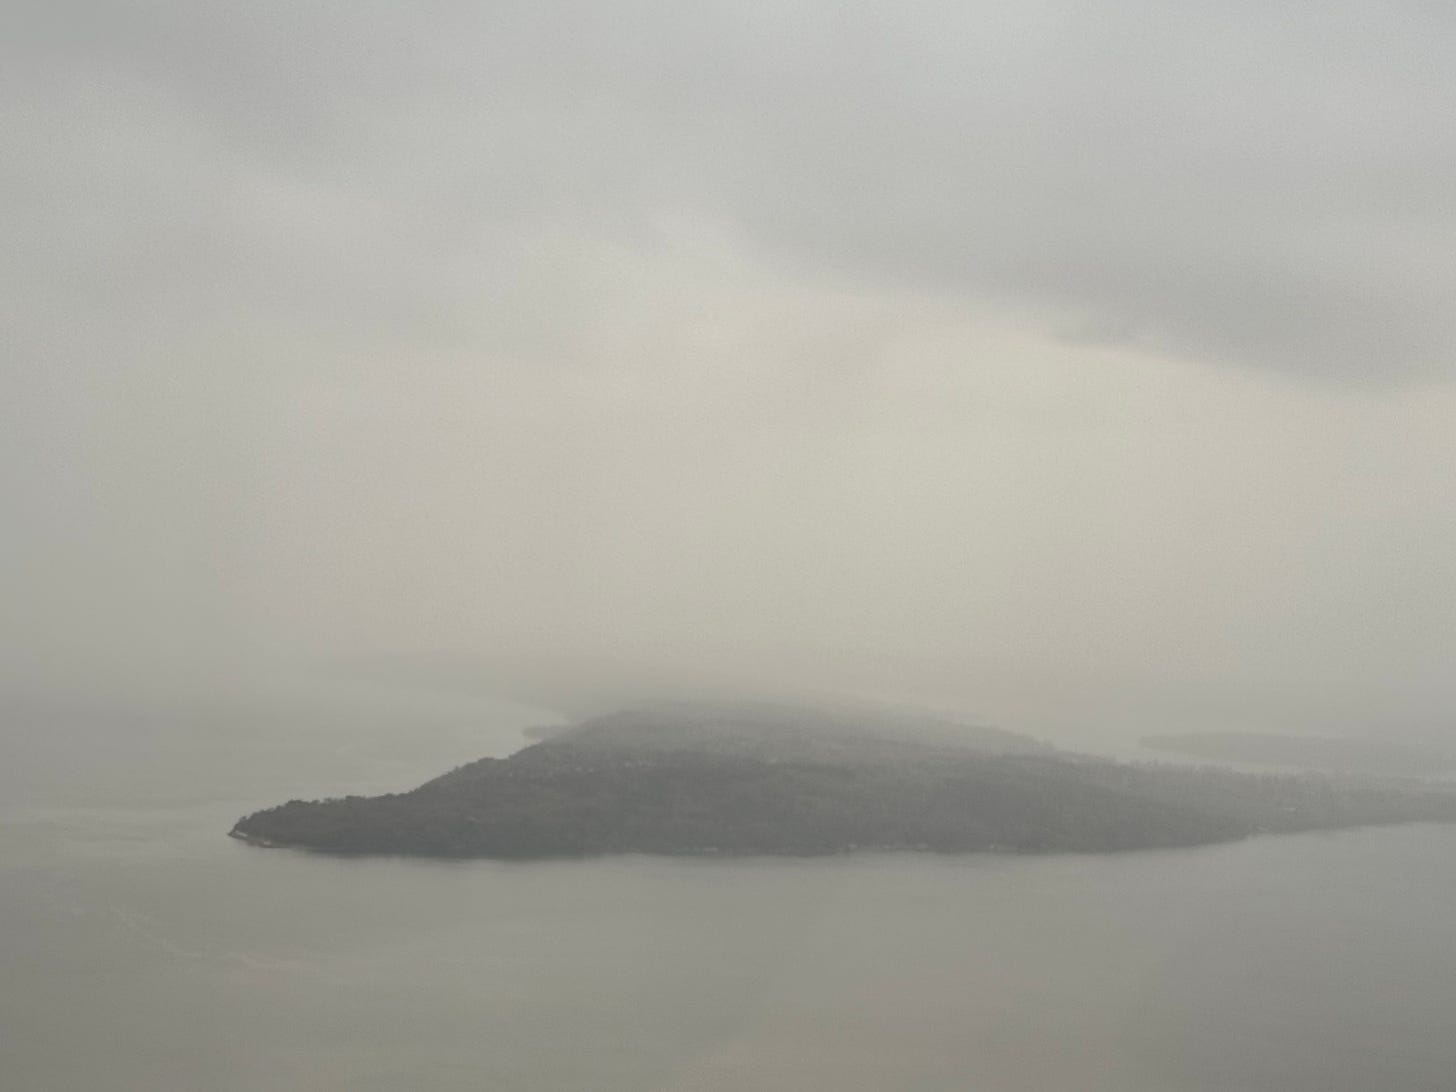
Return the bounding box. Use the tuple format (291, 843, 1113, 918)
(6, 1, 1456, 747)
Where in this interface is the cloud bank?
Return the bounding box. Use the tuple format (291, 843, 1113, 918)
(5, 1, 1455, 742)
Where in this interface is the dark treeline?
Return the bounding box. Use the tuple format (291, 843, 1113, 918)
(231, 707, 1456, 859)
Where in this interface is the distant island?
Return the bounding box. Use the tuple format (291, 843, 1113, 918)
(231, 704, 1456, 859)
(1140, 731, 1456, 777)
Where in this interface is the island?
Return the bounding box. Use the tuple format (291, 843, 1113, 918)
(231, 703, 1456, 858)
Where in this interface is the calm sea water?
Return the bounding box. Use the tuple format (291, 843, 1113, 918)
(4, 681, 1456, 1091)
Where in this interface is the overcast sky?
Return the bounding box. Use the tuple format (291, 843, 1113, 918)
(5, 1, 1455, 741)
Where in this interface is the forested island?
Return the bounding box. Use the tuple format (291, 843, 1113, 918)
(231, 704, 1456, 859)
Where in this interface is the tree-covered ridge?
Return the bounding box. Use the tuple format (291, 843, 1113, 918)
(230, 706, 1456, 859)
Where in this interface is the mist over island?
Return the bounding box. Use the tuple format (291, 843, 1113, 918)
(11, 2, 1456, 1089)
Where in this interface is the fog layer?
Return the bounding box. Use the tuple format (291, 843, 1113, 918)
(5, 2, 1455, 744)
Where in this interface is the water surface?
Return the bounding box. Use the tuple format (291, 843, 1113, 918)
(4, 683, 1454, 1090)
